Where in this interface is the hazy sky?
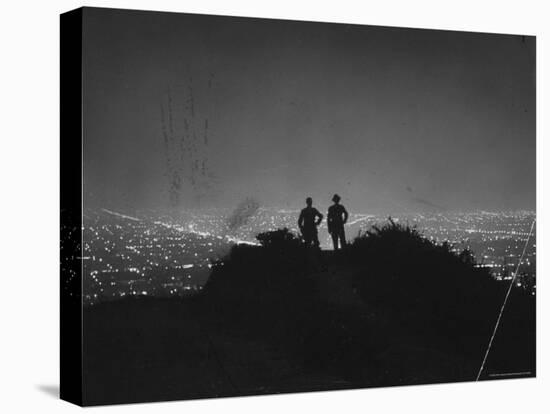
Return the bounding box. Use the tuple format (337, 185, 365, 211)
(82, 7, 535, 214)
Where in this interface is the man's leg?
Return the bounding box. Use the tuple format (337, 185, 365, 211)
(301, 229, 309, 246)
(331, 232, 339, 250)
(313, 230, 320, 248)
(340, 228, 347, 247)
(304, 228, 316, 247)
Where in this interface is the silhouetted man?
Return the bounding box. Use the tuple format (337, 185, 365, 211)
(327, 194, 348, 250)
(298, 197, 323, 248)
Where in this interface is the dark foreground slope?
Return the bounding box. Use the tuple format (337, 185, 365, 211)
(82, 224, 535, 405)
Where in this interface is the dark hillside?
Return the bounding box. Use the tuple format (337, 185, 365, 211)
(82, 224, 535, 405)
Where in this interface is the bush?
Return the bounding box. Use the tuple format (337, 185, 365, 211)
(256, 227, 302, 249)
(204, 228, 311, 308)
(349, 219, 508, 353)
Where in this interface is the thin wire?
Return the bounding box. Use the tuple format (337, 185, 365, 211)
(476, 219, 536, 381)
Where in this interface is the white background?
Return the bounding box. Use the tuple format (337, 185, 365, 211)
(0, 0, 548, 412)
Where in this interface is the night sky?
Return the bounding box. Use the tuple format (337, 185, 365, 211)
(82, 7, 535, 214)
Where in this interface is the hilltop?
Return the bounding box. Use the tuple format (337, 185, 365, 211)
(82, 222, 535, 405)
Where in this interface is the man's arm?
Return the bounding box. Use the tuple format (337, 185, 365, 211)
(298, 210, 304, 229)
(315, 209, 324, 225)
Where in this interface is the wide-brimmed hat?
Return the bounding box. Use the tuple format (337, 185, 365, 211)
(332, 194, 341, 202)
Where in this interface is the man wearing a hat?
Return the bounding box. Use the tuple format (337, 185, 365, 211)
(327, 194, 349, 250)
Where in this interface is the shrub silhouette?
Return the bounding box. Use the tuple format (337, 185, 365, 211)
(256, 227, 302, 250)
(349, 219, 534, 360)
(204, 229, 312, 312)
